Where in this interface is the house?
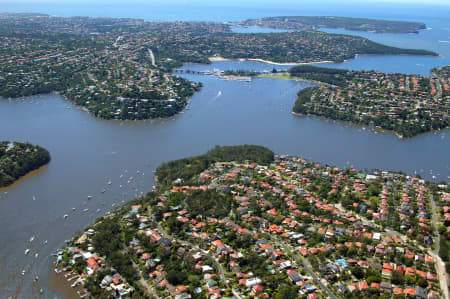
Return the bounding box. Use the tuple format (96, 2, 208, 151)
(202, 265, 214, 273)
(86, 257, 100, 272)
(335, 259, 348, 269)
(358, 281, 368, 291)
(251, 285, 264, 296)
(101, 275, 113, 288)
(174, 293, 191, 299)
(308, 293, 318, 299)
(415, 286, 427, 299)
(348, 284, 358, 293)
(206, 278, 217, 288)
(212, 239, 228, 252)
(393, 287, 404, 295)
(373, 232, 381, 241)
(158, 238, 172, 247)
(338, 284, 349, 294)
(245, 278, 262, 288)
(287, 270, 302, 284)
(404, 287, 415, 297)
(380, 282, 391, 292)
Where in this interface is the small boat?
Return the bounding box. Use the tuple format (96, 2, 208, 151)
(96, 209, 101, 213)
(63, 214, 68, 219)
(34, 276, 39, 281)
(101, 189, 106, 193)
(40, 288, 44, 294)
(72, 207, 76, 211)
(32, 196, 36, 201)
(35, 253, 39, 258)
(120, 174, 123, 178)
(43, 240, 48, 245)
(54, 269, 61, 274)
(29, 236, 35, 242)
(87, 196, 93, 200)
(21, 270, 26, 276)
(83, 208, 89, 212)
(25, 249, 30, 255)
(107, 181, 112, 185)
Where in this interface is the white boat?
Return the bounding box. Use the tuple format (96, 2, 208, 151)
(87, 195, 93, 200)
(63, 214, 68, 219)
(25, 249, 30, 255)
(32, 196, 36, 201)
(72, 208, 76, 211)
(29, 236, 35, 242)
(83, 208, 89, 212)
(107, 181, 112, 185)
(43, 240, 48, 245)
(35, 253, 39, 258)
(101, 189, 106, 193)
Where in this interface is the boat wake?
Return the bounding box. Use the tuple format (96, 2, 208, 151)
(211, 90, 222, 102)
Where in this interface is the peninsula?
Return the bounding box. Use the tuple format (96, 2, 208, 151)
(290, 65, 449, 138)
(55, 145, 448, 298)
(0, 141, 50, 187)
(0, 13, 437, 120)
(237, 16, 427, 34)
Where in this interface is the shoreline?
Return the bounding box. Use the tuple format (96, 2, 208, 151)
(57, 92, 191, 123)
(207, 52, 441, 66)
(257, 72, 328, 86)
(291, 111, 449, 140)
(47, 267, 85, 299)
(208, 56, 334, 65)
(0, 164, 49, 192)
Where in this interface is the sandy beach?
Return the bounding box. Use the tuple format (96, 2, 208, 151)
(208, 56, 334, 65)
(0, 164, 49, 192)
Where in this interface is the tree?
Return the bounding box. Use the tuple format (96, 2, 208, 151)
(273, 285, 298, 299)
(391, 271, 404, 285)
(351, 266, 364, 279)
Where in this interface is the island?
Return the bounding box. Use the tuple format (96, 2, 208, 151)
(55, 145, 448, 299)
(0, 141, 50, 187)
(289, 65, 449, 138)
(0, 13, 437, 120)
(236, 16, 427, 34)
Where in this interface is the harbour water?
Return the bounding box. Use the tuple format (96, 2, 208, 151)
(0, 2, 449, 298)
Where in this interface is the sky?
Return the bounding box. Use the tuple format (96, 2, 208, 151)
(0, 0, 449, 4)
